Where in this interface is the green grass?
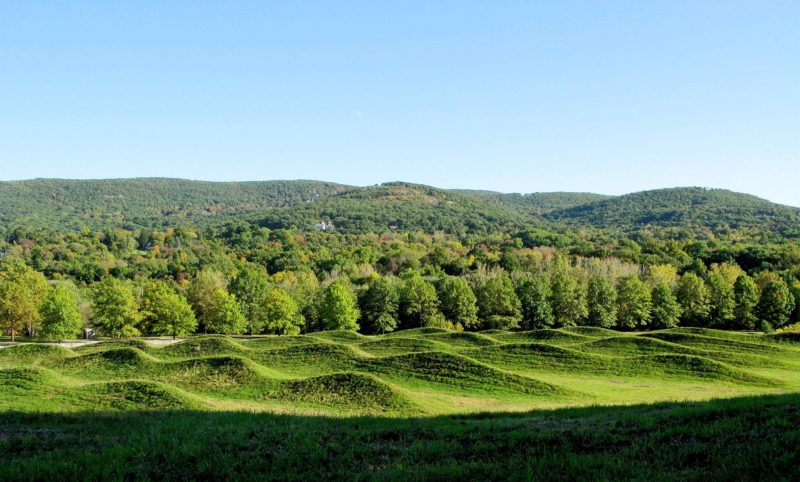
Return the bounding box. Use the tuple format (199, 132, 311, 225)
(2, 327, 800, 479)
(2, 327, 800, 415)
(1, 393, 799, 480)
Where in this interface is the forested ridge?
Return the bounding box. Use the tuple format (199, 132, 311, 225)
(0, 178, 350, 232)
(547, 187, 800, 236)
(0, 179, 800, 337)
(1, 178, 799, 341)
(3, 178, 798, 237)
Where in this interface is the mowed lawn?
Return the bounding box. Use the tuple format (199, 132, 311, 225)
(2, 327, 800, 480)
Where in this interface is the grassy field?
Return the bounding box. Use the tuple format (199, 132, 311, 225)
(2, 327, 799, 479)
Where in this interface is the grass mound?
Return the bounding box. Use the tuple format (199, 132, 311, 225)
(77, 381, 202, 410)
(469, 342, 603, 371)
(240, 336, 314, 350)
(357, 337, 446, 356)
(73, 339, 151, 354)
(659, 327, 766, 342)
(159, 356, 262, 389)
(489, 329, 589, 345)
(769, 332, 800, 343)
(0, 367, 56, 391)
(278, 373, 416, 413)
(0, 367, 73, 410)
(0, 344, 73, 362)
(250, 343, 362, 375)
(383, 327, 451, 336)
(644, 332, 781, 355)
(1, 326, 796, 416)
(307, 330, 367, 344)
(560, 326, 620, 337)
(59, 347, 157, 370)
(162, 336, 248, 356)
(634, 354, 776, 385)
(579, 336, 707, 356)
(424, 332, 500, 347)
(363, 351, 562, 395)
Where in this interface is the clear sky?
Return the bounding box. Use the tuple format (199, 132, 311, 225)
(1, 1, 798, 205)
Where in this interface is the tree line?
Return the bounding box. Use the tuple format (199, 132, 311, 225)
(2, 252, 797, 340)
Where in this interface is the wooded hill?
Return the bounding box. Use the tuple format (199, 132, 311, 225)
(546, 187, 800, 236)
(1, 179, 798, 237)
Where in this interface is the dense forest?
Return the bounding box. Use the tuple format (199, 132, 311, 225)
(1, 179, 799, 340)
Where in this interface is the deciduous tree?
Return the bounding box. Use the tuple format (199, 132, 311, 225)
(140, 280, 197, 338)
(320, 280, 360, 331)
(708, 269, 736, 328)
(0, 263, 48, 340)
(677, 273, 710, 326)
(263, 288, 304, 335)
(516, 274, 554, 329)
(205, 289, 247, 334)
(733, 274, 759, 330)
(756, 275, 794, 330)
(230, 265, 272, 334)
(359, 276, 401, 334)
(437, 276, 479, 330)
(399, 273, 439, 328)
(587, 275, 617, 328)
(40, 283, 84, 340)
(650, 282, 681, 329)
(92, 277, 142, 338)
(549, 255, 587, 327)
(477, 274, 521, 330)
(616, 275, 651, 329)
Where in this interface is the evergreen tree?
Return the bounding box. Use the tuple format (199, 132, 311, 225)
(650, 282, 681, 329)
(437, 276, 479, 330)
(677, 273, 711, 326)
(516, 274, 554, 329)
(587, 275, 617, 328)
(319, 280, 360, 331)
(733, 275, 759, 330)
(40, 284, 84, 340)
(92, 277, 142, 338)
(616, 275, 652, 329)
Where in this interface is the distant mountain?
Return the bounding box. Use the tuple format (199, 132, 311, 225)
(451, 190, 613, 215)
(546, 187, 800, 234)
(260, 182, 527, 234)
(0, 179, 797, 237)
(0, 178, 350, 231)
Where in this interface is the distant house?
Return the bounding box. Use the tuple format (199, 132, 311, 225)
(314, 221, 334, 231)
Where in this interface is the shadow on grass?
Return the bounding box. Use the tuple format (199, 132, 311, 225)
(2, 393, 799, 481)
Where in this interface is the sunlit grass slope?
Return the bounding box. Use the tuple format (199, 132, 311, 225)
(2, 327, 799, 415)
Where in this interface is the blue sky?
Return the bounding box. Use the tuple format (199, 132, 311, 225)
(1, 1, 798, 205)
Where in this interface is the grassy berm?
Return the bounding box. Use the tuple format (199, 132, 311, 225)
(2, 327, 799, 480)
